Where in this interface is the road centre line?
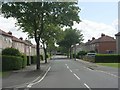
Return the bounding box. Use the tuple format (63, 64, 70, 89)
(73, 73, 80, 80)
(27, 66, 51, 88)
(65, 64, 91, 89)
(69, 69, 73, 72)
(84, 83, 91, 90)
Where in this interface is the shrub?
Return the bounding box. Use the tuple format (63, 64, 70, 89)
(21, 54, 27, 68)
(77, 51, 87, 59)
(83, 56, 95, 62)
(40, 55, 43, 61)
(31, 56, 37, 64)
(2, 48, 21, 56)
(72, 53, 76, 58)
(2, 55, 23, 71)
(31, 55, 44, 64)
(95, 54, 120, 63)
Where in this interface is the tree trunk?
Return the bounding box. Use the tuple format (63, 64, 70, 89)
(36, 42, 40, 70)
(50, 51, 52, 60)
(70, 47, 72, 59)
(43, 47, 47, 63)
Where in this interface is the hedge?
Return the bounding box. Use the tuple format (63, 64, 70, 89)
(83, 56, 95, 62)
(2, 48, 21, 56)
(2, 55, 23, 71)
(31, 55, 44, 64)
(21, 54, 27, 68)
(31, 56, 37, 64)
(95, 54, 120, 63)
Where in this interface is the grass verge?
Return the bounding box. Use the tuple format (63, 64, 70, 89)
(96, 63, 120, 68)
(0, 71, 10, 77)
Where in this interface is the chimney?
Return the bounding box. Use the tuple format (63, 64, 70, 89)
(19, 37, 23, 40)
(92, 37, 95, 40)
(8, 31, 12, 35)
(101, 33, 105, 37)
(88, 39, 90, 42)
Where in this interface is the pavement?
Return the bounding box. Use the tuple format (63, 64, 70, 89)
(2, 60, 51, 88)
(2, 55, 120, 89)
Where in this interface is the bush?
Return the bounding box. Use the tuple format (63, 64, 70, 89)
(83, 56, 95, 62)
(72, 53, 76, 58)
(77, 51, 87, 59)
(95, 54, 120, 63)
(2, 55, 23, 71)
(31, 55, 44, 64)
(2, 48, 21, 56)
(31, 56, 37, 64)
(40, 55, 43, 61)
(21, 54, 27, 68)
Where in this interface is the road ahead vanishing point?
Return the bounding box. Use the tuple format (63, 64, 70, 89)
(26, 55, 118, 89)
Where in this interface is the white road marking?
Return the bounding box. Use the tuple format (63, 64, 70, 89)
(84, 83, 91, 90)
(27, 66, 51, 88)
(67, 66, 69, 69)
(73, 73, 80, 80)
(69, 69, 73, 72)
(95, 70, 119, 78)
(84, 66, 119, 78)
(65, 64, 69, 69)
(83, 67, 93, 71)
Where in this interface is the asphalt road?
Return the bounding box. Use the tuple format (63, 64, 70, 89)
(26, 55, 119, 89)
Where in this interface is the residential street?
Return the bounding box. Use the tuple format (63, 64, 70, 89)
(2, 55, 119, 89)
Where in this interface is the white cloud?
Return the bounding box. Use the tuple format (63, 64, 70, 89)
(0, 16, 118, 44)
(0, 16, 37, 44)
(73, 19, 118, 42)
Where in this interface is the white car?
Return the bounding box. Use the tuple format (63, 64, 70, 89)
(86, 53, 96, 57)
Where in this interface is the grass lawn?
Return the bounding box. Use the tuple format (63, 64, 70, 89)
(96, 63, 120, 68)
(0, 71, 10, 77)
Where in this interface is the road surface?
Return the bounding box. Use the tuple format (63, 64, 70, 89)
(26, 55, 119, 89)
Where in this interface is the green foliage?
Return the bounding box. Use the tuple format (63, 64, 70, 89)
(77, 51, 87, 59)
(2, 55, 23, 71)
(2, 2, 81, 69)
(31, 56, 37, 64)
(40, 55, 43, 61)
(95, 54, 120, 63)
(31, 55, 44, 64)
(89, 51, 96, 53)
(72, 53, 76, 58)
(21, 54, 27, 68)
(83, 56, 95, 62)
(58, 28, 84, 55)
(2, 48, 21, 56)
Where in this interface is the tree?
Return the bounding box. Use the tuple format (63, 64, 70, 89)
(58, 28, 83, 58)
(41, 24, 63, 63)
(77, 51, 87, 59)
(2, 2, 80, 70)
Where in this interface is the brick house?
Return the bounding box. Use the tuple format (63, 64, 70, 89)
(115, 32, 120, 54)
(72, 33, 116, 54)
(89, 34, 116, 54)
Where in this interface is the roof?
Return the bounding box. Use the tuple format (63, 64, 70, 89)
(90, 39, 98, 44)
(115, 32, 120, 36)
(0, 29, 12, 37)
(94, 35, 115, 43)
(0, 29, 25, 43)
(12, 36, 25, 43)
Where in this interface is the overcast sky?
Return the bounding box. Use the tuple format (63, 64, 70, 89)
(0, 0, 119, 44)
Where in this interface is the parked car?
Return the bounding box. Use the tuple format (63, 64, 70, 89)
(86, 53, 96, 57)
